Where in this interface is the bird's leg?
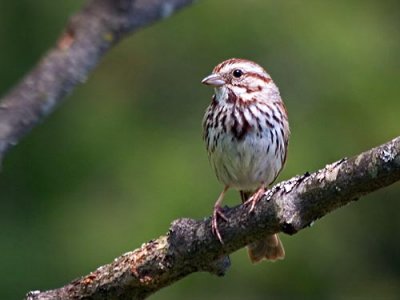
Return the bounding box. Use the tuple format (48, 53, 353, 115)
(212, 186, 229, 244)
(244, 184, 266, 212)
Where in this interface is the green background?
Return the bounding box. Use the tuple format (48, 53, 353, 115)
(0, 0, 399, 299)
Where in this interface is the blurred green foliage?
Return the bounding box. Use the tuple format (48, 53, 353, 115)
(0, 0, 399, 299)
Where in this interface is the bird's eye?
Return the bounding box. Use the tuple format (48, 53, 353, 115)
(232, 69, 243, 78)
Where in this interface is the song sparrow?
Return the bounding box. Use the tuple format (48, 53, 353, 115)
(202, 58, 290, 263)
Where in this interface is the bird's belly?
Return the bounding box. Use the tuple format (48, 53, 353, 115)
(210, 133, 282, 190)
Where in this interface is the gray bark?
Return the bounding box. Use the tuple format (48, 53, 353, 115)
(1, 1, 398, 299)
(0, 0, 197, 166)
(26, 136, 400, 300)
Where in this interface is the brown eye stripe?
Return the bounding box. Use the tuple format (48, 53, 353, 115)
(244, 72, 271, 84)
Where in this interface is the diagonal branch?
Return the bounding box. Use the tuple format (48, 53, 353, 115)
(0, 0, 197, 166)
(26, 136, 400, 300)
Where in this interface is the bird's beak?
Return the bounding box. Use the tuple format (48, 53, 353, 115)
(201, 74, 225, 87)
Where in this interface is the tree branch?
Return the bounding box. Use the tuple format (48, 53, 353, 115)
(0, 0, 197, 166)
(4, 1, 399, 298)
(26, 136, 400, 300)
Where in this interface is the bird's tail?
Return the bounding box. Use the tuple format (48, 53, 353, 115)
(247, 233, 285, 263)
(240, 191, 285, 264)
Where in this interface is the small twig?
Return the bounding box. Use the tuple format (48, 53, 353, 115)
(26, 136, 400, 300)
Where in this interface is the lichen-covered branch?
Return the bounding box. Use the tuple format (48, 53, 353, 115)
(26, 136, 400, 300)
(0, 0, 197, 166)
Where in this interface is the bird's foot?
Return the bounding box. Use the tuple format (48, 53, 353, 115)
(212, 205, 228, 244)
(244, 187, 266, 212)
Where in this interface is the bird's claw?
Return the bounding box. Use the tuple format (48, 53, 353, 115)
(244, 188, 265, 212)
(212, 205, 228, 244)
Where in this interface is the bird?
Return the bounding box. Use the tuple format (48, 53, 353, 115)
(202, 58, 290, 263)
